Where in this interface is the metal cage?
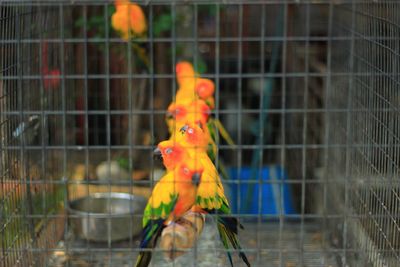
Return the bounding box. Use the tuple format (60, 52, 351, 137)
(1, 1, 399, 267)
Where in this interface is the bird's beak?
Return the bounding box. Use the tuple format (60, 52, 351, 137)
(166, 111, 174, 119)
(191, 172, 201, 186)
(153, 147, 162, 160)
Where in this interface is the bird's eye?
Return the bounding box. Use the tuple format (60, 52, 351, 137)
(187, 128, 194, 134)
(165, 148, 172, 154)
(183, 167, 189, 174)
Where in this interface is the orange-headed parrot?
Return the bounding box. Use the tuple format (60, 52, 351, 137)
(135, 161, 203, 267)
(154, 133, 250, 267)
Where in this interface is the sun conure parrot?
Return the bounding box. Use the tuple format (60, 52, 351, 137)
(155, 138, 218, 184)
(175, 61, 215, 108)
(174, 61, 198, 105)
(174, 119, 230, 180)
(166, 99, 218, 159)
(112, 0, 147, 40)
(173, 61, 235, 173)
(154, 131, 250, 267)
(165, 97, 229, 178)
(166, 99, 211, 136)
(134, 161, 203, 267)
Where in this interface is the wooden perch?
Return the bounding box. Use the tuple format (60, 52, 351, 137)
(160, 211, 205, 261)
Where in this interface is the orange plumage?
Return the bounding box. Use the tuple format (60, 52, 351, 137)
(112, 0, 147, 40)
(147, 59, 248, 266)
(155, 125, 250, 267)
(174, 61, 215, 108)
(166, 99, 211, 135)
(136, 161, 203, 267)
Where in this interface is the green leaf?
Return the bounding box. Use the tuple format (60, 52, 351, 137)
(74, 17, 85, 28)
(108, 5, 116, 16)
(116, 157, 130, 171)
(195, 59, 207, 74)
(153, 14, 173, 37)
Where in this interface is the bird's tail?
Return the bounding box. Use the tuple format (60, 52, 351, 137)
(217, 216, 251, 267)
(135, 220, 164, 267)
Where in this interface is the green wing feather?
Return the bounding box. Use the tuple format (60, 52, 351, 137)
(135, 220, 164, 267)
(216, 160, 230, 181)
(207, 118, 233, 180)
(197, 193, 250, 266)
(196, 194, 230, 213)
(217, 223, 234, 267)
(208, 118, 235, 146)
(216, 214, 250, 267)
(136, 194, 179, 267)
(143, 193, 178, 227)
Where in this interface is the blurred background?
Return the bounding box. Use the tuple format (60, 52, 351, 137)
(1, 1, 399, 267)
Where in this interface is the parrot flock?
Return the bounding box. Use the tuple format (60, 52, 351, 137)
(135, 62, 250, 267)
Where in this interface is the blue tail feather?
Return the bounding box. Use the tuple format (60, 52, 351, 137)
(135, 220, 165, 267)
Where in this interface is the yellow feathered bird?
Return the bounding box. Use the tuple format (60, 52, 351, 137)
(172, 62, 235, 175)
(166, 99, 211, 136)
(135, 161, 203, 267)
(175, 61, 215, 108)
(155, 137, 220, 197)
(166, 99, 218, 158)
(154, 126, 250, 267)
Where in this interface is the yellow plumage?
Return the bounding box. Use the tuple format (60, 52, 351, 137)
(144, 163, 201, 225)
(171, 123, 229, 211)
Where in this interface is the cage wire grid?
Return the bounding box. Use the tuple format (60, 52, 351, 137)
(0, 1, 399, 267)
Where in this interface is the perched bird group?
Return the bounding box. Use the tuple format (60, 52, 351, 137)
(135, 62, 250, 267)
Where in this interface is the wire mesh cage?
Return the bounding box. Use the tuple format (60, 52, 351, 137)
(1, 1, 399, 267)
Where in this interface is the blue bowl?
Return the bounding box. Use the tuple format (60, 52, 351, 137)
(227, 166, 295, 215)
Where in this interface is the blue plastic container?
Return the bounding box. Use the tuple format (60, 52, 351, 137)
(228, 166, 295, 215)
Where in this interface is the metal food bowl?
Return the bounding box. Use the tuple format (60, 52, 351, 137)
(67, 192, 146, 242)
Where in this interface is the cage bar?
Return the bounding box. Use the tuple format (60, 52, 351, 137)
(1, 1, 399, 267)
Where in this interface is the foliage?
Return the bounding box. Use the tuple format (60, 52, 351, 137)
(152, 13, 173, 37)
(74, 5, 116, 39)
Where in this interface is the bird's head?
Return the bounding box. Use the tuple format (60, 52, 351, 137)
(167, 103, 187, 121)
(195, 79, 215, 100)
(178, 122, 208, 150)
(178, 161, 203, 187)
(175, 61, 195, 85)
(155, 140, 185, 171)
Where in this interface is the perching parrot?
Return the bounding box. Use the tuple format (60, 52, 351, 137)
(166, 99, 211, 136)
(134, 161, 203, 267)
(175, 61, 215, 108)
(166, 99, 218, 159)
(112, 0, 147, 40)
(171, 61, 235, 176)
(154, 130, 250, 267)
(166, 97, 231, 178)
(155, 137, 218, 182)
